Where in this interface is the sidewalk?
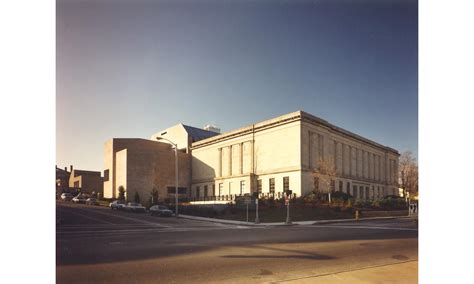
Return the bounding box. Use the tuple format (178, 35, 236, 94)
(280, 260, 418, 283)
(177, 214, 411, 226)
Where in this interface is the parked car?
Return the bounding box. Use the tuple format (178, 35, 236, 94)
(86, 198, 99, 206)
(72, 194, 89, 204)
(149, 205, 173, 217)
(124, 202, 146, 213)
(109, 200, 126, 210)
(60, 193, 73, 201)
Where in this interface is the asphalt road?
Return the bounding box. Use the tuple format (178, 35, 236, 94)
(56, 201, 418, 283)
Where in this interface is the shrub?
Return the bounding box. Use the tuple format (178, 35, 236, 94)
(331, 191, 353, 201)
(118, 186, 126, 201)
(346, 199, 353, 208)
(371, 199, 381, 209)
(377, 197, 408, 210)
(354, 199, 372, 208)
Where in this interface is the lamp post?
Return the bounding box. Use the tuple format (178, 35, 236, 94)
(156, 137, 179, 217)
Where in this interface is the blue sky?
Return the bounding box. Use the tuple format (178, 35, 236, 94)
(57, 0, 418, 171)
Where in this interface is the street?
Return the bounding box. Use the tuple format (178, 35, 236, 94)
(56, 202, 418, 283)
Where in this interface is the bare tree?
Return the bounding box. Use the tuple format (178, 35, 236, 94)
(150, 186, 159, 205)
(313, 157, 338, 194)
(399, 151, 418, 198)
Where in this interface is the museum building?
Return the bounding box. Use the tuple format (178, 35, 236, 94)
(103, 111, 399, 202)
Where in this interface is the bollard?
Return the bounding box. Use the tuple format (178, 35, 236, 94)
(355, 210, 359, 221)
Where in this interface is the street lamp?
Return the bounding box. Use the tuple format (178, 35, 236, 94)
(156, 137, 179, 217)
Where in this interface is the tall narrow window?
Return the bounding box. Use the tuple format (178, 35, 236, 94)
(240, 181, 245, 195)
(346, 182, 350, 195)
(330, 180, 335, 193)
(204, 185, 208, 197)
(257, 179, 262, 193)
(219, 183, 223, 196)
(269, 178, 275, 193)
(212, 184, 215, 196)
(356, 149, 359, 177)
(339, 180, 343, 192)
(353, 185, 358, 198)
(365, 187, 369, 200)
(318, 134, 323, 157)
(283, 176, 290, 191)
(359, 186, 364, 199)
(196, 186, 200, 198)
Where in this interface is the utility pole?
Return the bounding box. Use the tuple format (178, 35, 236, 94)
(255, 197, 260, 224)
(156, 136, 179, 217)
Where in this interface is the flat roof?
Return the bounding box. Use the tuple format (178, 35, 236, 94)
(191, 110, 399, 155)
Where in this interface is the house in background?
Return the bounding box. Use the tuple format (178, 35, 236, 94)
(56, 165, 71, 194)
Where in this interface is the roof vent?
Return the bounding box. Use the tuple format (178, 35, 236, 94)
(203, 124, 220, 133)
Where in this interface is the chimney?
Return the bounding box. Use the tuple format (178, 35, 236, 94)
(64, 167, 67, 172)
(70, 165, 73, 172)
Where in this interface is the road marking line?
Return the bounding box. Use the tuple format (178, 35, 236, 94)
(57, 226, 259, 239)
(62, 210, 116, 225)
(65, 207, 170, 228)
(315, 225, 418, 231)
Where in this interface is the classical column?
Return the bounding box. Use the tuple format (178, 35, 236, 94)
(240, 142, 243, 175)
(228, 145, 232, 176)
(218, 148, 222, 177)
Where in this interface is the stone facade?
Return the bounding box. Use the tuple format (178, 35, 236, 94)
(103, 138, 190, 203)
(190, 111, 399, 200)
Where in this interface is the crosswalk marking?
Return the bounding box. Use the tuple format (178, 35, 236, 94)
(57, 225, 254, 239)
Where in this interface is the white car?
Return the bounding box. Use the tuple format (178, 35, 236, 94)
(109, 200, 126, 210)
(60, 193, 73, 201)
(124, 202, 146, 213)
(72, 194, 89, 204)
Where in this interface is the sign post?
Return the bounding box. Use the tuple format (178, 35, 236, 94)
(285, 190, 292, 225)
(246, 203, 249, 223)
(409, 201, 418, 217)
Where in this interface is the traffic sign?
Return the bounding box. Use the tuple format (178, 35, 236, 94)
(409, 201, 418, 218)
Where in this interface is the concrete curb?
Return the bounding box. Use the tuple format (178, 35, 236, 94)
(177, 214, 411, 227)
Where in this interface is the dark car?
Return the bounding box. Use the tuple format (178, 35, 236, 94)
(124, 202, 146, 213)
(86, 198, 99, 206)
(149, 205, 173, 217)
(109, 200, 126, 210)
